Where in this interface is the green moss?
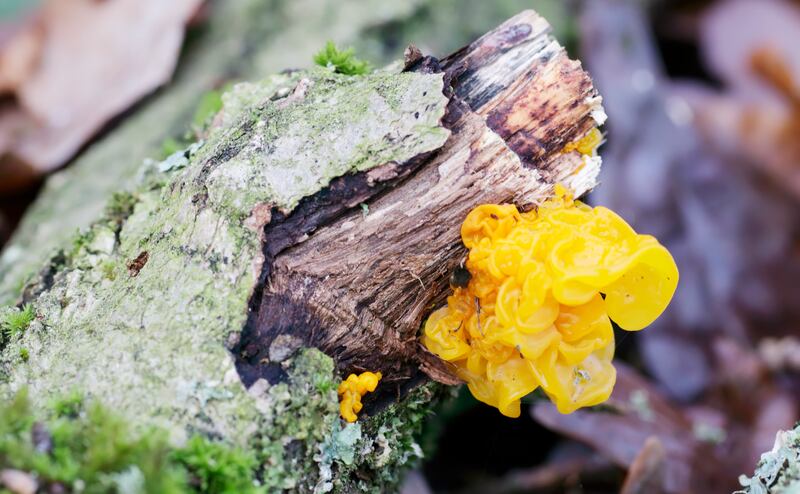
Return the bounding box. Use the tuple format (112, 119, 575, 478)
(68, 228, 95, 259)
(192, 90, 225, 131)
(313, 41, 371, 75)
(52, 391, 84, 419)
(171, 436, 262, 494)
(0, 344, 449, 494)
(104, 191, 137, 227)
(0, 389, 266, 494)
(99, 261, 117, 281)
(0, 389, 186, 492)
(1, 304, 35, 341)
(17, 348, 28, 362)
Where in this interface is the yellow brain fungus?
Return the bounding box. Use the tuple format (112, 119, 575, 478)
(338, 371, 382, 422)
(422, 186, 678, 417)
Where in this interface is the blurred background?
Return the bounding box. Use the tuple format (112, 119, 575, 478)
(1, 0, 799, 492)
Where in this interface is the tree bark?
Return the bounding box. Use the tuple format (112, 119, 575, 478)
(0, 10, 604, 493)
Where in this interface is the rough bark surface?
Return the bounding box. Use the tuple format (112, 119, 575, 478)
(0, 10, 605, 493)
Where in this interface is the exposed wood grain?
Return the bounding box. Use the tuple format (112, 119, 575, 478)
(235, 10, 604, 394)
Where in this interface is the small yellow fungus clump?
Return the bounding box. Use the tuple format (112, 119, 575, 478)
(422, 186, 678, 417)
(338, 371, 382, 422)
(562, 127, 603, 155)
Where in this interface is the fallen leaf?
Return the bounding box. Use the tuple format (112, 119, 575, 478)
(0, 19, 42, 93)
(620, 437, 666, 494)
(0, 0, 204, 193)
(0, 470, 37, 494)
(700, 0, 800, 104)
(531, 363, 739, 493)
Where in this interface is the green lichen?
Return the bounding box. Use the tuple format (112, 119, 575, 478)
(737, 425, 800, 494)
(330, 382, 449, 493)
(313, 41, 371, 75)
(198, 69, 449, 216)
(252, 349, 340, 491)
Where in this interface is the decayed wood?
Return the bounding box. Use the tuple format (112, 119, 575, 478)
(235, 11, 604, 394)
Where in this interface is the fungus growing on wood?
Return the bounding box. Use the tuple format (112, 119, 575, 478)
(422, 186, 678, 417)
(338, 371, 382, 423)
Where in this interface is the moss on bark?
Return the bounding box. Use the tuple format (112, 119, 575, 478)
(0, 349, 447, 493)
(0, 65, 448, 492)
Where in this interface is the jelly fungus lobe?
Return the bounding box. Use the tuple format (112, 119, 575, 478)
(338, 371, 382, 422)
(422, 186, 678, 417)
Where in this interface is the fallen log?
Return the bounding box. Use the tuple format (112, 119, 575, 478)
(0, 11, 604, 493)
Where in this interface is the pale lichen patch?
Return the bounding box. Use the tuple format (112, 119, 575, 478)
(200, 69, 450, 217)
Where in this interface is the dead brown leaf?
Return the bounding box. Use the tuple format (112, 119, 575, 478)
(620, 436, 666, 494)
(0, 0, 204, 193)
(692, 0, 800, 200)
(0, 20, 42, 94)
(701, 0, 800, 104)
(531, 363, 739, 493)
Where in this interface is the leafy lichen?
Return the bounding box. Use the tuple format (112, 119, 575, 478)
(736, 425, 800, 494)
